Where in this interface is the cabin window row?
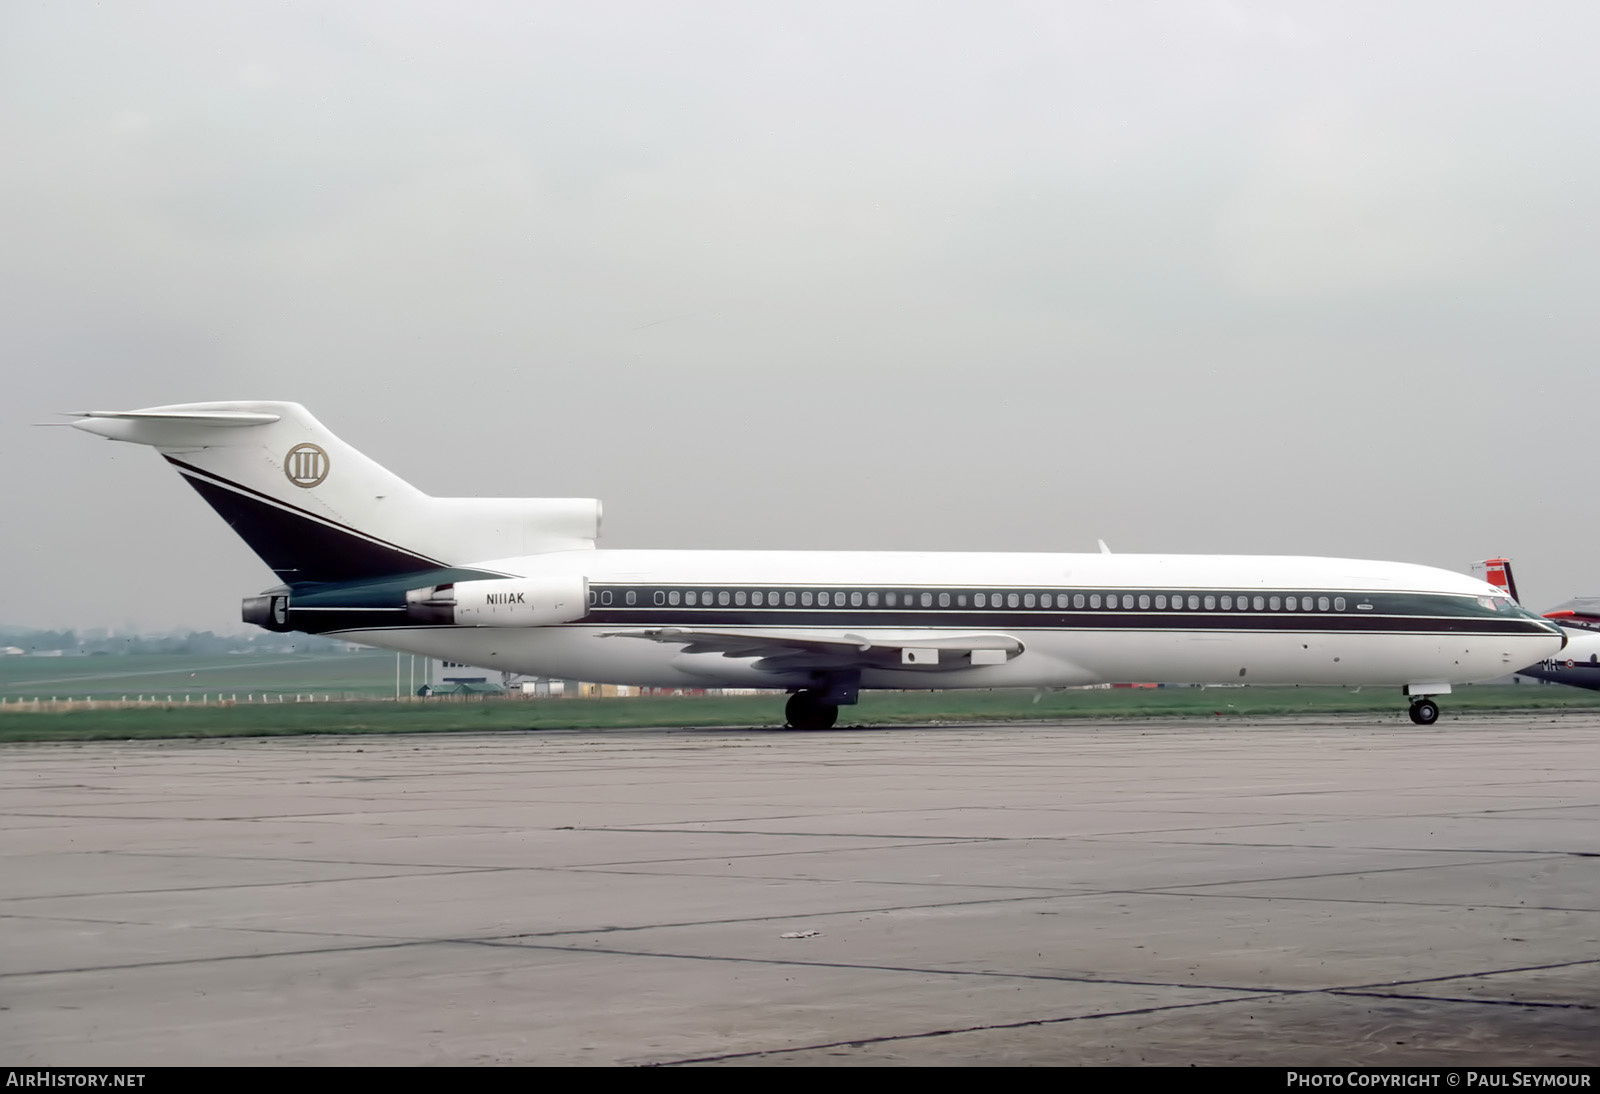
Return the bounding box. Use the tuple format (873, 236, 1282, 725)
(588, 589, 1349, 612)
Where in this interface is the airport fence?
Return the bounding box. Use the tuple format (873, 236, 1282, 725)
(0, 689, 785, 713)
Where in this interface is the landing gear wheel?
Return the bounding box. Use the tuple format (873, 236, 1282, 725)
(1408, 699, 1439, 726)
(785, 691, 839, 731)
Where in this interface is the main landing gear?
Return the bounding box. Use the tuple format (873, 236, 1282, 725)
(785, 691, 839, 731)
(785, 674, 861, 730)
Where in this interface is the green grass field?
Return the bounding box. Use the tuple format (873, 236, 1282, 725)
(3, 677, 1599, 742)
(0, 650, 401, 702)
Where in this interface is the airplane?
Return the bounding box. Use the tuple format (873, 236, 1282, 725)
(1476, 558, 1600, 690)
(69, 401, 1565, 729)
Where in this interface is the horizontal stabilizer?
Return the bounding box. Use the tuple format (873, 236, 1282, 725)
(72, 410, 281, 428)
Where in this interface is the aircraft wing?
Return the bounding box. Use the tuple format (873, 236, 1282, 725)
(1544, 597, 1600, 632)
(598, 628, 1025, 673)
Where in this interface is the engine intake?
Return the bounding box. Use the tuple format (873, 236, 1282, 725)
(242, 593, 292, 632)
(405, 575, 588, 627)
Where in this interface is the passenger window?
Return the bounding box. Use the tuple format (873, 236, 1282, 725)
(867, 592, 879, 607)
(1334, 597, 1345, 611)
(975, 593, 987, 608)
(886, 592, 898, 607)
(1156, 595, 1167, 609)
(1286, 597, 1297, 611)
(1187, 595, 1200, 610)
(1253, 596, 1264, 610)
(920, 592, 933, 608)
(1074, 594, 1085, 609)
(1269, 596, 1281, 610)
(1007, 593, 1020, 608)
(734, 591, 747, 606)
(818, 592, 830, 607)
(654, 591, 666, 606)
(959, 594, 969, 607)
(1024, 593, 1036, 608)
(668, 591, 680, 606)
(801, 591, 813, 606)
(717, 591, 730, 606)
(1203, 596, 1215, 610)
(1318, 597, 1329, 611)
(686, 591, 698, 606)
(587, 591, 597, 606)
(601, 590, 613, 606)
(784, 591, 797, 606)
(1091, 594, 1102, 609)
(625, 590, 637, 606)
(938, 593, 950, 607)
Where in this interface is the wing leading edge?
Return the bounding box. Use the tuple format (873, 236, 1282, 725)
(598, 628, 1025, 674)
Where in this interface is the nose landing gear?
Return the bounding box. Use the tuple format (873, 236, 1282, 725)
(1407, 698, 1440, 725)
(1404, 683, 1448, 725)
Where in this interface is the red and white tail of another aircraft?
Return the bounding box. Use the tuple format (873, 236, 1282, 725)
(1475, 559, 1600, 689)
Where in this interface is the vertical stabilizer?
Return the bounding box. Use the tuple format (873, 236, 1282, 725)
(1475, 558, 1521, 603)
(71, 401, 600, 584)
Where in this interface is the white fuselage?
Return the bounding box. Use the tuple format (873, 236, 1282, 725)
(336, 549, 1562, 691)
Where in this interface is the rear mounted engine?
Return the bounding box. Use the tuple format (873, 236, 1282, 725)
(405, 575, 588, 626)
(242, 594, 291, 632)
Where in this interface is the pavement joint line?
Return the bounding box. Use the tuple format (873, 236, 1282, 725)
(464, 936, 1306, 995)
(1087, 837, 1598, 855)
(1331, 956, 1600, 993)
(0, 936, 442, 979)
(0, 866, 508, 902)
(643, 958, 1600, 1065)
(643, 992, 1312, 1066)
(551, 865, 1087, 892)
(1105, 889, 1600, 915)
(563, 814, 1600, 840)
(1328, 990, 1596, 1011)
(1109, 854, 1560, 891)
(0, 890, 1087, 961)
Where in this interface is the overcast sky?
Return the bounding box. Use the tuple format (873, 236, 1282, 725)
(4, 1, 1598, 632)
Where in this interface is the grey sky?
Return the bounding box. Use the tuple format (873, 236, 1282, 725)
(4, 1, 1597, 632)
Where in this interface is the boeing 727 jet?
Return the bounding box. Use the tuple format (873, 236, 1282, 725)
(71, 402, 1564, 728)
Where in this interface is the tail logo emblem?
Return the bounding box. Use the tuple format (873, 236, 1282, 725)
(284, 443, 329, 488)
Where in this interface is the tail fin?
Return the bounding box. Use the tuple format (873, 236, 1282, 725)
(71, 401, 600, 585)
(1474, 557, 1521, 602)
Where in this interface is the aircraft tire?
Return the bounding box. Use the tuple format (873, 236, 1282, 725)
(1408, 699, 1439, 726)
(785, 692, 839, 731)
